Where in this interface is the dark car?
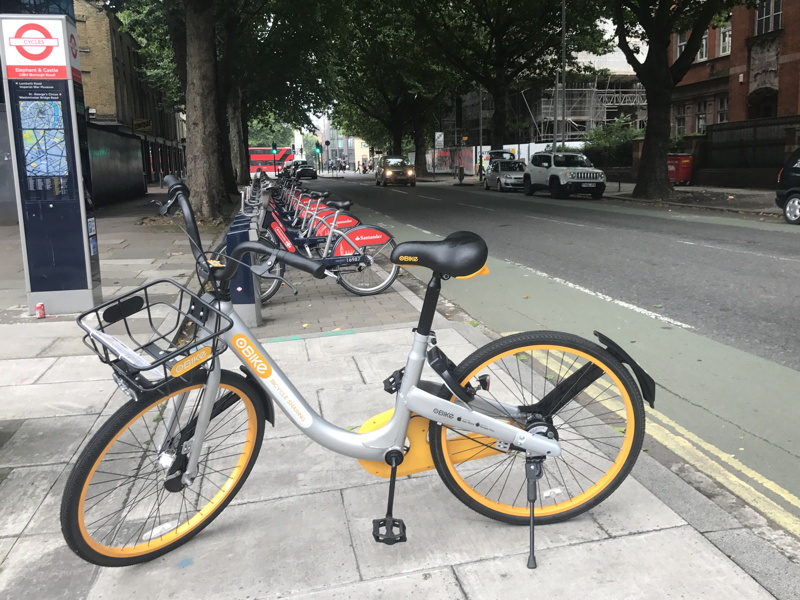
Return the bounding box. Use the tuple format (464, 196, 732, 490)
(294, 161, 318, 180)
(375, 156, 416, 186)
(776, 147, 800, 224)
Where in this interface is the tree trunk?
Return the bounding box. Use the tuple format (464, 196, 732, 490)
(227, 84, 249, 185)
(411, 105, 430, 175)
(489, 87, 507, 150)
(184, 0, 227, 218)
(633, 86, 674, 199)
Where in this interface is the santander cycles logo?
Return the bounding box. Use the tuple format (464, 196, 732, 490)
(9, 23, 60, 61)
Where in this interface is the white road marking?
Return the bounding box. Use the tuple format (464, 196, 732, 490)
(678, 240, 800, 263)
(458, 203, 495, 211)
(419, 195, 441, 201)
(525, 215, 605, 230)
(509, 260, 694, 329)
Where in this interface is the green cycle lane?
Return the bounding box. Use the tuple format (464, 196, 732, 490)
(357, 203, 800, 544)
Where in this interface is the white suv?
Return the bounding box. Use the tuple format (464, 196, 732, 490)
(523, 152, 606, 199)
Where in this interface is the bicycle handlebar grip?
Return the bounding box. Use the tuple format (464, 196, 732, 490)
(276, 249, 326, 279)
(163, 175, 190, 200)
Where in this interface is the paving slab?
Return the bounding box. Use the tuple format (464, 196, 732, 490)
(284, 568, 467, 600)
(0, 380, 116, 420)
(0, 415, 98, 467)
(37, 355, 114, 383)
(342, 475, 607, 580)
(0, 357, 58, 385)
(233, 433, 378, 505)
(0, 532, 98, 600)
(87, 491, 360, 600)
(0, 464, 63, 537)
(454, 526, 775, 600)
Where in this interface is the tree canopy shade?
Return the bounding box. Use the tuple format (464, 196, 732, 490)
(608, 0, 755, 198)
(324, 0, 464, 173)
(108, 0, 343, 217)
(409, 0, 609, 150)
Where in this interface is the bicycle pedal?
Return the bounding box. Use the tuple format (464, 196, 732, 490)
(372, 517, 407, 545)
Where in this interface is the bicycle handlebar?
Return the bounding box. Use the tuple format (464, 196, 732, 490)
(160, 175, 326, 282)
(218, 241, 326, 281)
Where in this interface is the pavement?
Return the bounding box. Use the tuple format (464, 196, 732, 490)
(0, 180, 797, 599)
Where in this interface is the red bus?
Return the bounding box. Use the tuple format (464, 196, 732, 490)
(249, 147, 294, 177)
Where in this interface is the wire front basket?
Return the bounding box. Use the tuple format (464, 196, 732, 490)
(78, 279, 233, 394)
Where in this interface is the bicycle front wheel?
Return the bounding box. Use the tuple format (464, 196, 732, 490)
(60, 371, 265, 566)
(335, 237, 398, 296)
(429, 331, 645, 525)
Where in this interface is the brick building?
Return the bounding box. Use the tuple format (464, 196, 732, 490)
(669, 2, 798, 186)
(672, 2, 798, 135)
(74, 0, 185, 190)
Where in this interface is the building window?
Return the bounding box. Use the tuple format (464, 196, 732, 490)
(719, 24, 731, 56)
(696, 31, 708, 61)
(717, 96, 728, 123)
(675, 104, 686, 135)
(676, 31, 687, 59)
(756, 0, 782, 35)
(695, 101, 708, 133)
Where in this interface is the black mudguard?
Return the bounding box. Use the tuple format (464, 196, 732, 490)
(239, 367, 276, 425)
(594, 331, 656, 408)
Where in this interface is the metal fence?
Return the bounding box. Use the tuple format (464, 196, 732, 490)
(706, 115, 800, 168)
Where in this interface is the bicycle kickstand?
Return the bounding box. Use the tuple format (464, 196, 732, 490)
(372, 449, 407, 545)
(526, 456, 545, 569)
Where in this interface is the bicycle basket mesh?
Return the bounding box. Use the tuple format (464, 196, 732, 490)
(77, 279, 233, 393)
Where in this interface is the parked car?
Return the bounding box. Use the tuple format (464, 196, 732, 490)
(776, 147, 800, 224)
(523, 151, 606, 199)
(375, 156, 416, 186)
(294, 161, 318, 179)
(484, 159, 525, 192)
(487, 150, 515, 163)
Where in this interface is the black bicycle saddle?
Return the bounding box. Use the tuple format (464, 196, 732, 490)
(391, 231, 488, 277)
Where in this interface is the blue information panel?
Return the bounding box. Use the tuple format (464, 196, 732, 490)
(8, 78, 93, 292)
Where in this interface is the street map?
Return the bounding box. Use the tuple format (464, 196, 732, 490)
(19, 100, 68, 177)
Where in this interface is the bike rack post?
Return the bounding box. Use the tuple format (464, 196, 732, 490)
(227, 212, 262, 327)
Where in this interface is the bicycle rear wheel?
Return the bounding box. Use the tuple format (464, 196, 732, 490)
(60, 371, 265, 566)
(429, 331, 645, 525)
(212, 236, 285, 303)
(332, 229, 398, 296)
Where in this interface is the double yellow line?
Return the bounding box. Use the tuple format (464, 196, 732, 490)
(646, 407, 800, 537)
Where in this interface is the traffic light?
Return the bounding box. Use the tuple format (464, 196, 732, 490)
(314, 142, 321, 154)
(291, 143, 295, 153)
(271, 142, 277, 155)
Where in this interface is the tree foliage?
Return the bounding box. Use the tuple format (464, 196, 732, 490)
(410, 0, 610, 150)
(607, 0, 756, 198)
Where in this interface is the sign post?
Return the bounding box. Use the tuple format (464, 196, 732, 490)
(1, 14, 101, 314)
(434, 131, 443, 182)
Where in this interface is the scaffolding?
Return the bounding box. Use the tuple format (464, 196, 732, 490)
(535, 78, 646, 143)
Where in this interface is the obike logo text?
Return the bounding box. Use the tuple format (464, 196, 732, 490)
(399, 255, 418, 262)
(270, 222, 296, 252)
(170, 346, 213, 377)
(433, 408, 455, 420)
(231, 334, 272, 378)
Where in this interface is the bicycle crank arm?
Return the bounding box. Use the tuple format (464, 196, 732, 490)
(403, 387, 562, 457)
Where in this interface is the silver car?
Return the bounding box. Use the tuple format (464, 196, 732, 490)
(484, 159, 525, 192)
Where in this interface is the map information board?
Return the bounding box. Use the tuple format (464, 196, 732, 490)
(20, 99, 68, 176)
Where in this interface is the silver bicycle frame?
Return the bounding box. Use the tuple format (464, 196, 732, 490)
(180, 299, 561, 482)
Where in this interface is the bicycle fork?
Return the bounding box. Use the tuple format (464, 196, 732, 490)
(158, 359, 223, 491)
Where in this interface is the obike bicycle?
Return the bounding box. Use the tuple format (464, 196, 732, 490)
(60, 175, 655, 569)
